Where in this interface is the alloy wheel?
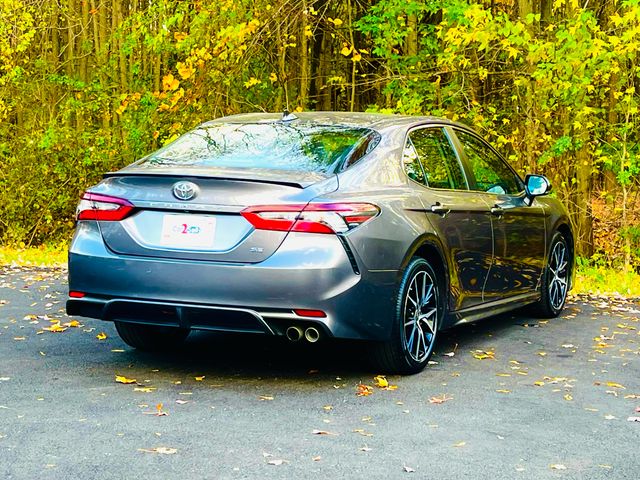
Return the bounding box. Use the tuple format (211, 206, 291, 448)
(548, 239, 568, 311)
(402, 269, 438, 362)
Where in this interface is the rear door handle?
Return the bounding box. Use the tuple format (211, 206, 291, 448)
(490, 205, 504, 216)
(430, 203, 451, 215)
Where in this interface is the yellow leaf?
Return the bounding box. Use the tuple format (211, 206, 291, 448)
(115, 375, 137, 384)
(194, 376, 205, 381)
(43, 323, 67, 333)
(340, 45, 352, 56)
(96, 332, 107, 340)
(134, 387, 156, 393)
(352, 52, 362, 62)
(174, 31, 188, 42)
(534, 381, 545, 387)
(243, 77, 261, 88)
(564, 394, 573, 401)
(332, 18, 343, 26)
(176, 62, 195, 80)
(63, 320, 82, 328)
(162, 73, 180, 91)
(496, 389, 511, 393)
(269, 72, 278, 83)
(373, 375, 388, 388)
(453, 441, 466, 447)
(472, 350, 495, 360)
(606, 382, 626, 389)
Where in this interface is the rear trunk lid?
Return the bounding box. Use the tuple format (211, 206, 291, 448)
(92, 169, 338, 263)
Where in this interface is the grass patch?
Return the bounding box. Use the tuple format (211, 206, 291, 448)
(574, 263, 640, 297)
(0, 243, 67, 267)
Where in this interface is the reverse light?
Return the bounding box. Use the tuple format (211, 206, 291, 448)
(76, 192, 135, 221)
(241, 203, 379, 234)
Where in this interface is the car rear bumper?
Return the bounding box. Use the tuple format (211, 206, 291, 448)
(67, 222, 398, 340)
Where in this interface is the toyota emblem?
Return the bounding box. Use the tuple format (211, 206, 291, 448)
(172, 181, 198, 201)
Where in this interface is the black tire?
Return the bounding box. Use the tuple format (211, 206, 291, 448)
(532, 232, 570, 318)
(114, 321, 190, 351)
(371, 257, 444, 374)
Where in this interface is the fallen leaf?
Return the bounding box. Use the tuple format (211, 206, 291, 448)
(606, 382, 626, 389)
(267, 459, 284, 466)
(534, 381, 545, 387)
(403, 466, 415, 473)
(496, 389, 511, 394)
(175, 400, 188, 405)
(311, 429, 337, 435)
(43, 323, 67, 333)
(138, 447, 177, 455)
(323, 405, 333, 411)
(472, 350, 495, 360)
(115, 375, 137, 384)
(550, 464, 567, 470)
(373, 375, 389, 388)
(155, 403, 168, 416)
(453, 441, 466, 447)
(359, 446, 372, 452)
(133, 387, 156, 393)
(628, 417, 640, 422)
(194, 376, 205, 381)
(96, 332, 107, 340)
(537, 351, 547, 357)
(258, 395, 274, 401)
(63, 320, 82, 328)
(356, 384, 373, 396)
(312, 455, 322, 461)
(429, 394, 453, 404)
(564, 394, 573, 401)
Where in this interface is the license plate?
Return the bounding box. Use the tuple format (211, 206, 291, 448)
(160, 214, 216, 249)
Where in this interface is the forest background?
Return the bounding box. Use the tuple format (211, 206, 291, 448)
(1, 0, 640, 279)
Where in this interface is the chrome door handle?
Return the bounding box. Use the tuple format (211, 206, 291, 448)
(430, 203, 450, 215)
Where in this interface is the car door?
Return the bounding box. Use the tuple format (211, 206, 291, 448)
(403, 126, 494, 311)
(452, 129, 546, 300)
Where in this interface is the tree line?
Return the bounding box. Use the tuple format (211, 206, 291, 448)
(1, 0, 639, 267)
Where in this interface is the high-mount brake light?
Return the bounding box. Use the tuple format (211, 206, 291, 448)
(76, 192, 135, 221)
(241, 203, 379, 234)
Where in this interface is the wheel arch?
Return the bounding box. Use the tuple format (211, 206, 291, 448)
(552, 221, 575, 290)
(399, 235, 453, 324)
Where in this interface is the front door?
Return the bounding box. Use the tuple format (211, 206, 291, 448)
(452, 129, 546, 300)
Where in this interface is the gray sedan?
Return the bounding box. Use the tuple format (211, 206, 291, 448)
(66, 112, 573, 374)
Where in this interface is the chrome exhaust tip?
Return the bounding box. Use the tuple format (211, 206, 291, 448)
(304, 327, 320, 343)
(286, 326, 303, 342)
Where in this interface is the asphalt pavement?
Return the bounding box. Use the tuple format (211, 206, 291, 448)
(1, 265, 639, 480)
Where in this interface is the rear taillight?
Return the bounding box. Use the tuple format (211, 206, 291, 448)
(76, 192, 135, 221)
(241, 203, 379, 234)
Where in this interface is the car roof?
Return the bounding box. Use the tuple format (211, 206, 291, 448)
(200, 111, 472, 133)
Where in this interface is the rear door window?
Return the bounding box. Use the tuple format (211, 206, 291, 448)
(455, 130, 523, 195)
(403, 127, 468, 190)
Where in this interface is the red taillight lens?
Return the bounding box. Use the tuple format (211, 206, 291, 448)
(69, 291, 86, 298)
(294, 309, 327, 318)
(76, 192, 135, 221)
(241, 203, 379, 234)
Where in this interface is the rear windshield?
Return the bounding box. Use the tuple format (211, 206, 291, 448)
(137, 123, 380, 173)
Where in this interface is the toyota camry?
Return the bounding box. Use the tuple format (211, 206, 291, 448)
(66, 112, 573, 374)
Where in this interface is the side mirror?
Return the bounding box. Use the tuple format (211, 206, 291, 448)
(524, 174, 551, 200)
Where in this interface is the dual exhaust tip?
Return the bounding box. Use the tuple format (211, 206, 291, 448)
(286, 326, 320, 343)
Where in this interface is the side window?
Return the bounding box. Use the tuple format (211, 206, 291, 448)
(404, 128, 467, 190)
(456, 131, 523, 195)
(402, 138, 426, 184)
(342, 132, 381, 170)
